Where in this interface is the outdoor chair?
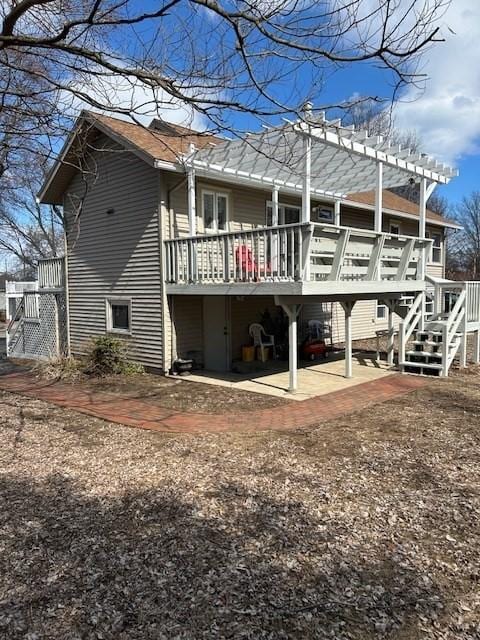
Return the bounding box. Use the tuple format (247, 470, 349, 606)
(249, 323, 276, 361)
(235, 245, 271, 280)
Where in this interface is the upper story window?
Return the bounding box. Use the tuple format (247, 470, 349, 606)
(311, 204, 334, 223)
(266, 201, 300, 226)
(426, 230, 443, 264)
(265, 201, 334, 225)
(201, 190, 228, 232)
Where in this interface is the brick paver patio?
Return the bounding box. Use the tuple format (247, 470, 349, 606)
(0, 371, 429, 433)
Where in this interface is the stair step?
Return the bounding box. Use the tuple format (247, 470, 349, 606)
(406, 350, 442, 359)
(402, 361, 443, 376)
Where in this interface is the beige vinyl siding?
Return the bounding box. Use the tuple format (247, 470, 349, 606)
(64, 139, 164, 369)
(171, 295, 203, 359)
(301, 300, 400, 344)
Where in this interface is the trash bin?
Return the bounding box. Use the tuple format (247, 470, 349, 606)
(242, 345, 255, 362)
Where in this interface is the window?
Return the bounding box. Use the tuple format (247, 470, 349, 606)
(106, 298, 132, 334)
(265, 201, 333, 225)
(266, 201, 300, 226)
(426, 230, 442, 264)
(376, 301, 387, 320)
(389, 221, 401, 236)
(311, 205, 334, 223)
(201, 190, 229, 232)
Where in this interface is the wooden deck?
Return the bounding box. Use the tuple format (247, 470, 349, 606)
(164, 221, 431, 295)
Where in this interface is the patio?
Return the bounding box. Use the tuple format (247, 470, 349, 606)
(186, 351, 394, 401)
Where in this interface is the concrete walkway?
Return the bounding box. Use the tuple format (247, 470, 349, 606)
(188, 353, 394, 401)
(0, 371, 429, 434)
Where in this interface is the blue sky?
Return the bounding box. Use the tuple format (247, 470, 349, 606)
(84, 0, 479, 208)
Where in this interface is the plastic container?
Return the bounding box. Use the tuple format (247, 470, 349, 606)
(242, 345, 255, 362)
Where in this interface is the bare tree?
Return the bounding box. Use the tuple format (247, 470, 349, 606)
(0, 167, 64, 274)
(450, 192, 480, 279)
(0, 0, 451, 266)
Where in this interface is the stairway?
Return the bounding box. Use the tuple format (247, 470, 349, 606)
(398, 284, 467, 378)
(402, 325, 461, 376)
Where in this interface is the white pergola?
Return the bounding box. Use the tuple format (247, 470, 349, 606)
(184, 113, 456, 235)
(179, 114, 457, 392)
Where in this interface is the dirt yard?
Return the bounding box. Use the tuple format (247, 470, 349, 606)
(0, 366, 479, 639)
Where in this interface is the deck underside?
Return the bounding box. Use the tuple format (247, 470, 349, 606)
(166, 279, 425, 301)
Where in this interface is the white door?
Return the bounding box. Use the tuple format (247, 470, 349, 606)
(203, 296, 231, 371)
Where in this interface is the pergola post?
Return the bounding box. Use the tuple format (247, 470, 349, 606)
(272, 185, 279, 225)
(187, 143, 197, 237)
(302, 134, 311, 223)
(281, 303, 302, 392)
(341, 300, 356, 378)
(419, 177, 427, 330)
(374, 161, 383, 233)
(334, 199, 341, 226)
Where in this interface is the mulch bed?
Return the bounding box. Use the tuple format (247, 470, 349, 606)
(0, 365, 479, 638)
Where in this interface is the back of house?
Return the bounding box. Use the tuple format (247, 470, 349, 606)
(39, 110, 462, 380)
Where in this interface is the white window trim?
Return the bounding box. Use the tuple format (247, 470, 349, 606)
(425, 229, 443, 265)
(106, 297, 132, 335)
(200, 188, 229, 233)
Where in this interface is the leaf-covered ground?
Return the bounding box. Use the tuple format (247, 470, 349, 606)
(0, 366, 479, 639)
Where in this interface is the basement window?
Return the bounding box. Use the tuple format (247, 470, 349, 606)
(106, 298, 132, 334)
(376, 301, 387, 320)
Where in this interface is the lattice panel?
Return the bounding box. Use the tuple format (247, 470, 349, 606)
(7, 292, 66, 360)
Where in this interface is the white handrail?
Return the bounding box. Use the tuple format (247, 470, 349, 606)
(399, 291, 424, 366)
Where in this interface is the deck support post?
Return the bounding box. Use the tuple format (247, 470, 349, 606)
(386, 299, 396, 366)
(281, 303, 302, 392)
(340, 300, 356, 378)
(474, 330, 480, 364)
(460, 330, 468, 368)
(374, 161, 383, 233)
(301, 134, 311, 223)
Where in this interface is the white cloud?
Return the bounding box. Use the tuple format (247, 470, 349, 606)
(394, 0, 480, 165)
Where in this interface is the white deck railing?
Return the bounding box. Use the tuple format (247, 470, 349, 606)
(5, 281, 38, 295)
(165, 222, 431, 285)
(38, 257, 65, 289)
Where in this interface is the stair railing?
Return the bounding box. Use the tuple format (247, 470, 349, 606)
(442, 287, 467, 375)
(399, 291, 424, 366)
(6, 297, 25, 356)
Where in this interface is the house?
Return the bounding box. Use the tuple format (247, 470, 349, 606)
(35, 109, 480, 389)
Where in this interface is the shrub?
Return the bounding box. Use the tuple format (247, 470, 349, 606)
(85, 335, 144, 377)
(34, 356, 83, 382)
